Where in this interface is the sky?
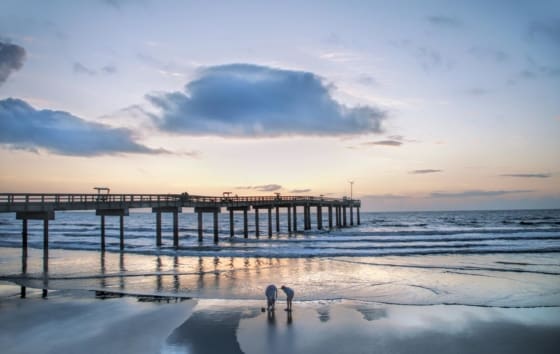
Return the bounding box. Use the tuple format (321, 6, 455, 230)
(0, 0, 559, 211)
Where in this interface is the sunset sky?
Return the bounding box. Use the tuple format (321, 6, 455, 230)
(1, 0, 559, 211)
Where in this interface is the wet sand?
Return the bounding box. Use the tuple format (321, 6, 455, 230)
(1, 284, 559, 354)
(1, 246, 560, 353)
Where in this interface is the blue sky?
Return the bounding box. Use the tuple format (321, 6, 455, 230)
(0, 0, 559, 211)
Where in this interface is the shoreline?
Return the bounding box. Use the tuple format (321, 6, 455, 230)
(1, 282, 560, 354)
(1, 247, 560, 307)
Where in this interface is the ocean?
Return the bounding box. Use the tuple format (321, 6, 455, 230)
(1, 209, 559, 307)
(0, 209, 559, 257)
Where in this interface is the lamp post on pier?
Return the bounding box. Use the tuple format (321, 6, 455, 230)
(348, 181, 354, 200)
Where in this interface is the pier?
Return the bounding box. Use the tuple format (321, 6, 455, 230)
(1, 192, 360, 299)
(0, 192, 361, 249)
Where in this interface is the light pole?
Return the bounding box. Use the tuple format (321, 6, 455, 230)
(348, 181, 354, 200)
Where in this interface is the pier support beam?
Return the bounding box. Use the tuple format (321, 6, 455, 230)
(173, 211, 179, 247)
(195, 207, 221, 243)
(213, 210, 219, 244)
(357, 207, 361, 225)
(119, 215, 124, 250)
(16, 211, 54, 298)
(304, 205, 311, 230)
(226, 206, 250, 239)
(96, 209, 129, 250)
(156, 211, 162, 246)
(293, 206, 298, 232)
(151, 206, 181, 247)
(343, 206, 347, 227)
(255, 209, 260, 237)
(22, 219, 28, 251)
(229, 209, 234, 237)
(276, 207, 280, 233)
(350, 206, 354, 226)
(268, 208, 272, 237)
(317, 206, 323, 230)
(197, 212, 203, 242)
(244, 209, 248, 238)
(287, 206, 292, 233)
(328, 205, 333, 229)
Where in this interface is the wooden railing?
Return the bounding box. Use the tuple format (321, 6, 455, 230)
(0, 193, 360, 211)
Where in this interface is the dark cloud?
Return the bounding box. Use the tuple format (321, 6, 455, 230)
(431, 190, 533, 198)
(528, 18, 560, 48)
(426, 15, 463, 28)
(73, 62, 117, 76)
(363, 140, 402, 147)
(0, 41, 26, 85)
(290, 188, 311, 193)
(236, 184, 282, 192)
(501, 173, 551, 178)
(0, 98, 166, 156)
(147, 63, 386, 137)
(410, 169, 442, 174)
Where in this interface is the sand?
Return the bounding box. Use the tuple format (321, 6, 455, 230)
(1, 283, 560, 354)
(1, 246, 560, 353)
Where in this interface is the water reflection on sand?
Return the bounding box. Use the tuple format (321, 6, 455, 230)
(164, 300, 560, 354)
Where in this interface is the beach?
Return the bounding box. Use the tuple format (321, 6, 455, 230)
(1, 283, 559, 354)
(1, 209, 560, 353)
(1, 244, 560, 353)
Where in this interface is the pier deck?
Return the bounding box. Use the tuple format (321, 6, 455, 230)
(0, 192, 361, 248)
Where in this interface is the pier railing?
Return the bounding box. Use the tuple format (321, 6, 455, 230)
(0, 193, 359, 212)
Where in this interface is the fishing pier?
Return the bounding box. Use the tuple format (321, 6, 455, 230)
(0, 192, 361, 250)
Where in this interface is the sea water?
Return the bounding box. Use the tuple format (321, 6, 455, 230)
(0, 209, 559, 307)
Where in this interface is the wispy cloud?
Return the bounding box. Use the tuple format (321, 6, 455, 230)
(500, 173, 551, 178)
(236, 184, 282, 192)
(465, 88, 489, 96)
(0, 40, 26, 86)
(73, 62, 96, 76)
(147, 63, 386, 137)
(0, 98, 166, 156)
(363, 140, 402, 147)
(319, 51, 362, 62)
(73, 62, 117, 76)
(363, 194, 407, 199)
(430, 190, 533, 198)
(528, 18, 560, 49)
(410, 169, 442, 174)
(290, 188, 311, 193)
(468, 46, 508, 62)
(426, 15, 463, 28)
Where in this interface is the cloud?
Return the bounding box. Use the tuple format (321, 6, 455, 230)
(73, 62, 96, 76)
(468, 46, 508, 62)
(528, 18, 560, 48)
(410, 169, 442, 174)
(290, 188, 311, 193)
(357, 74, 378, 86)
(430, 190, 533, 198)
(363, 194, 407, 200)
(0, 40, 26, 85)
(465, 88, 489, 96)
(73, 62, 117, 76)
(500, 173, 551, 178)
(426, 15, 463, 28)
(0, 98, 166, 156)
(363, 140, 402, 147)
(236, 184, 282, 192)
(147, 63, 387, 137)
